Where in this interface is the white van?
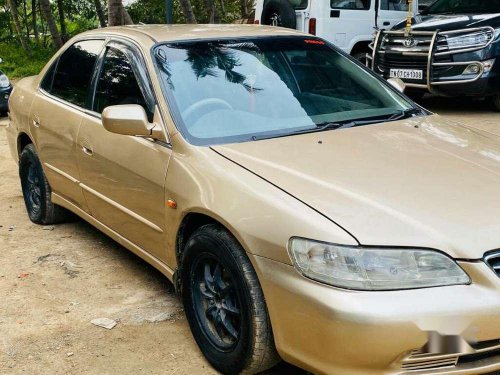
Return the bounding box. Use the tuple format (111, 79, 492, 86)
(255, 0, 419, 61)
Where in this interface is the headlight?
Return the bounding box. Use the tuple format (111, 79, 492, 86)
(289, 238, 470, 291)
(446, 30, 494, 50)
(0, 74, 9, 88)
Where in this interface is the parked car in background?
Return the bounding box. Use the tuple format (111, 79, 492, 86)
(369, 0, 500, 109)
(0, 58, 12, 116)
(255, 0, 418, 62)
(5, 25, 500, 375)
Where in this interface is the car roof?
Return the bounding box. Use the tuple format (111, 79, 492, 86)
(81, 24, 307, 44)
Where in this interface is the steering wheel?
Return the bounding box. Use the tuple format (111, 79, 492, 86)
(182, 98, 233, 125)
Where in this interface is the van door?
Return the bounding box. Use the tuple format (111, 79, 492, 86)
(321, 0, 374, 52)
(377, 0, 418, 30)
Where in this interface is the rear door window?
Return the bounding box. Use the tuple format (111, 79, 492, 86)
(46, 40, 104, 108)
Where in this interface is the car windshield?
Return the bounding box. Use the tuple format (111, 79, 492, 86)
(154, 37, 415, 145)
(424, 0, 500, 14)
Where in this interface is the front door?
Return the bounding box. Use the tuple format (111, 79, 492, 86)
(30, 40, 105, 212)
(76, 42, 171, 260)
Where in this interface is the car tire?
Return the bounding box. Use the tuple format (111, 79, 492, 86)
(181, 224, 280, 374)
(261, 0, 297, 29)
(19, 144, 69, 225)
(490, 94, 500, 112)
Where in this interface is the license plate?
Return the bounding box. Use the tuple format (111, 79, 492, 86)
(390, 69, 423, 80)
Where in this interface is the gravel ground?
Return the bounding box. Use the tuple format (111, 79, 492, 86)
(0, 96, 498, 375)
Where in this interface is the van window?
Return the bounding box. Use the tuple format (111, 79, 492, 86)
(331, 0, 370, 10)
(380, 0, 408, 11)
(289, 0, 308, 10)
(48, 40, 104, 108)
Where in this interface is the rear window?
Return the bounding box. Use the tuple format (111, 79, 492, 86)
(44, 40, 104, 108)
(289, 0, 308, 10)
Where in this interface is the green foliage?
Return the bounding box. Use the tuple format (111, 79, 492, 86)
(0, 42, 55, 78)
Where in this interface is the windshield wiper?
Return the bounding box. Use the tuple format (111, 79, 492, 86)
(327, 107, 426, 131)
(252, 108, 426, 141)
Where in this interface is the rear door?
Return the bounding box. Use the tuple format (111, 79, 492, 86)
(30, 40, 105, 212)
(76, 41, 171, 260)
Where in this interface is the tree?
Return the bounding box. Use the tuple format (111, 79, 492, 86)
(32, 0, 39, 43)
(108, 0, 134, 26)
(179, 0, 197, 23)
(7, 0, 31, 52)
(39, 0, 63, 49)
(56, 0, 67, 41)
(94, 0, 106, 27)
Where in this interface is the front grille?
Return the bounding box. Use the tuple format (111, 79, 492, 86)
(485, 251, 500, 278)
(401, 351, 458, 371)
(401, 341, 500, 372)
(375, 32, 451, 84)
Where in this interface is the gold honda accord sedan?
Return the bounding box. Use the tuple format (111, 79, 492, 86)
(5, 25, 500, 374)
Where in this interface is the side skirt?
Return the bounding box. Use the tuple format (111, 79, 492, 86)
(52, 192, 175, 282)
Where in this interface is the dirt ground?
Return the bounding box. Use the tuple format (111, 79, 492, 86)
(0, 96, 498, 375)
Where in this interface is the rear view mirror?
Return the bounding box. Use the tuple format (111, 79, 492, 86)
(102, 104, 155, 137)
(387, 78, 406, 93)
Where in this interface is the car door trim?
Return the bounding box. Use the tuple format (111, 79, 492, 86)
(52, 192, 174, 281)
(43, 162, 80, 184)
(79, 183, 164, 234)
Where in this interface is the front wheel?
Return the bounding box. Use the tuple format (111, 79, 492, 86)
(490, 94, 500, 111)
(181, 224, 279, 374)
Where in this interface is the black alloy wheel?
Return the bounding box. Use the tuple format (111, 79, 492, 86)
(182, 224, 279, 374)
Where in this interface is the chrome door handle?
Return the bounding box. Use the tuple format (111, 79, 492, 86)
(82, 145, 93, 156)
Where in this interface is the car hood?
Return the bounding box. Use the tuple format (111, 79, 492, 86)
(212, 116, 500, 259)
(393, 13, 500, 32)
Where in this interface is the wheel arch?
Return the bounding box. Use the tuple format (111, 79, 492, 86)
(17, 132, 33, 157)
(350, 40, 371, 56)
(174, 211, 247, 293)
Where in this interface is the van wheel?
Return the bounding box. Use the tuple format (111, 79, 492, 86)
(261, 0, 296, 29)
(19, 144, 69, 225)
(181, 224, 280, 374)
(491, 94, 500, 111)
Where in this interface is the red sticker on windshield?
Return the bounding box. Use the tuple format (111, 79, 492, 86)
(304, 39, 325, 45)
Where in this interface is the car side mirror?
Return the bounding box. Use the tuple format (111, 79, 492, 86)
(0, 58, 3, 64)
(387, 78, 406, 93)
(102, 104, 161, 139)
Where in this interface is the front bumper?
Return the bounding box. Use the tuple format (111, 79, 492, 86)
(370, 28, 500, 97)
(0, 85, 12, 112)
(252, 255, 500, 375)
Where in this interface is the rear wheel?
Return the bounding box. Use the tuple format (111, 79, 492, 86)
(261, 0, 296, 29)
(19, 144, 69, 224)
(181, 224, 279, 374)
